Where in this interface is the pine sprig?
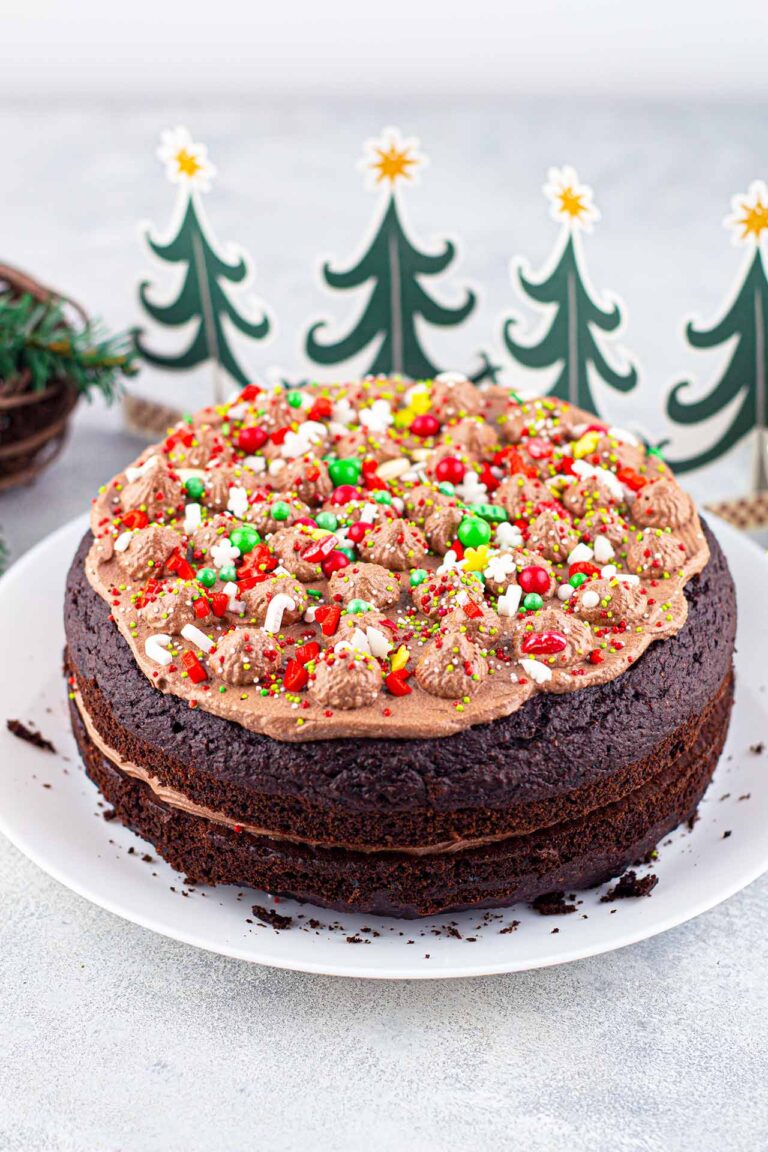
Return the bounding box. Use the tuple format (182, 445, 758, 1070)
(0, 292, 138, 401)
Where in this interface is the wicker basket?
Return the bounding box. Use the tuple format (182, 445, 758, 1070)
(0, 264, 85, 491)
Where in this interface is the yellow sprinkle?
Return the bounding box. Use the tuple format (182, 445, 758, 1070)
(391, 645, 409, 672)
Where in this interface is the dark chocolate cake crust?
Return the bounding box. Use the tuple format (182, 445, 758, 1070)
(69, 669, 732, 917)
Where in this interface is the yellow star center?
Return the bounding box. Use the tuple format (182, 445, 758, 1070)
(175, 148, 202, 179)
(371, 144, 418, 186)
(558, 186, 588, 220)
(735, 199, 768, 240)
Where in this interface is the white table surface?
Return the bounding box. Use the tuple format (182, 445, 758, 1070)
(1, 98, 767, 1152)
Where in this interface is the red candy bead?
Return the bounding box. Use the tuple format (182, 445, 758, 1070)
(330, 484, 362, 505)
(521, 630, 568, 656)
(237, 425, 267, 454)
(239, 384, 262, 402)
(321, 550, 351, 576)
(435, 456, 466, 484)
(347, 521, 370, 544)
(410, 413, 440, 438)
(518, 565, 551, 595)
(294, 517, 318, 529)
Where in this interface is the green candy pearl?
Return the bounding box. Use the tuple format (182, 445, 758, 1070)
(219, 563, 238, 583)
(337, 543, 356, 561)
(271, 501, 291, 521)
(410, 568, 428, 587)
(522, 592, 543, 611)
(373, 490, 392, 505)
(569, 572, 588, 588)
(286, 390, 304, 409)
(184, 476, 206, 501)
(315, 511, 338, 531)
(229, 526, 260, 554)
(197, 567, 217, 588)
(469, 502, 508, 524)
(346, 598, 374, 614)
(457, 516, 492, 549)
(437, 481, 456, 497)
(328, 458, 362, 487)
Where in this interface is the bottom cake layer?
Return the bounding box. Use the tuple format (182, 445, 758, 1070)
(69, 668, 734, 917)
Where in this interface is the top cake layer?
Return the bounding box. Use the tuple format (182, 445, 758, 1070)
(85, 374, 708, 742)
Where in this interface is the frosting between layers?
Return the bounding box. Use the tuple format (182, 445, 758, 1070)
(72, 687, 526, 856)
(84, 379, 709, 742)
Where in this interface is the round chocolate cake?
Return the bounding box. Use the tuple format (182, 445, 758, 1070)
(64, 376, 736, 916)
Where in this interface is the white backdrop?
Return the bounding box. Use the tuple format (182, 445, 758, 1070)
(1, 0, 768, 98)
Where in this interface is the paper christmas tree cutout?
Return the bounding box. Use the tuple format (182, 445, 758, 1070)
(502, 167, 638, 413)
(136, 128, 272, 403)
(305, 128, 476, 380)
(666, 181, 768, 490)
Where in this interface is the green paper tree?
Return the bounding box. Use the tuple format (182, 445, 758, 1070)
(305, 129, 475, 380)
(502, 167, 637, 413)
(137, 127, 271, 403)
(470, 350, 503, 385)
(666, 182, 768, 489)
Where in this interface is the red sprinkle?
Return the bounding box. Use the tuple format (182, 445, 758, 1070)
(283, 659, 309, 691)
(315, 605, 342, 636)
(181, 650, 208, 683)
(385, 669, 412, 696)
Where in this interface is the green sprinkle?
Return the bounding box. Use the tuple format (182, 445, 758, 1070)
(346, 598, 374, 614)
(184, 476, 205, 501)
(271, 501, 291, 521)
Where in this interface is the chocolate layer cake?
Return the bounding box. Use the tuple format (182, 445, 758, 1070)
(64, 377, 736, 916)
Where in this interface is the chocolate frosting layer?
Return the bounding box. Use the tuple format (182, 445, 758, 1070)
(81, 381, 709, 743)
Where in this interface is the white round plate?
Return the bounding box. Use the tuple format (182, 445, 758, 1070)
(0, 513, 766, 979)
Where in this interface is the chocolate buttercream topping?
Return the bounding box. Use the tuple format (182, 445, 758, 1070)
(308, 650, 382, 710)
(84, 380, 708, 742)
(415, 631, 489, 699)
(328, 562, 401, 608)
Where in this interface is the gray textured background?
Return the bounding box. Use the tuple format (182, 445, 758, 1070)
(1, 99, 767, 1151)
